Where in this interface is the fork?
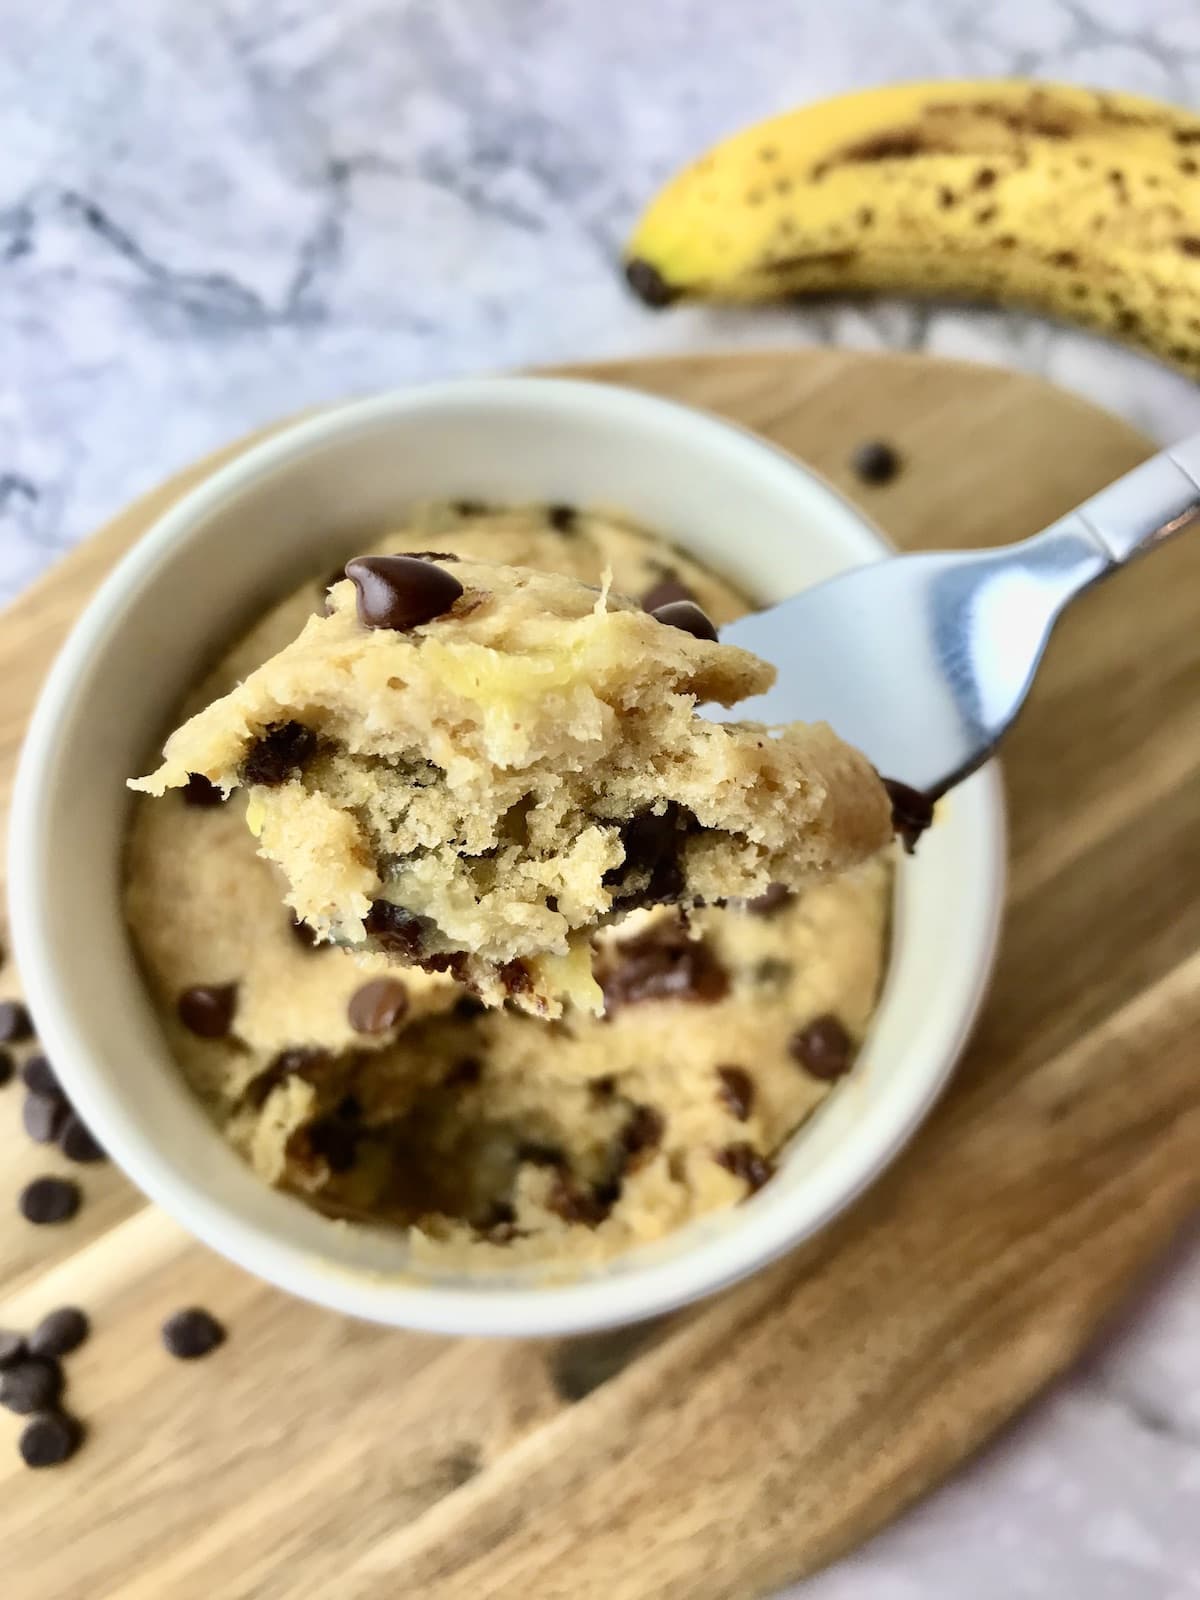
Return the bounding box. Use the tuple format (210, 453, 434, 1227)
(710, 435, 1200, 801)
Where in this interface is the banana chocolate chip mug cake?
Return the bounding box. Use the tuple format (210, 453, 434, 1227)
(126, 501, 896, 1269)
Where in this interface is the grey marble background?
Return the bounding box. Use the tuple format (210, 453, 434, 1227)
(2, 1, 1199, 1594)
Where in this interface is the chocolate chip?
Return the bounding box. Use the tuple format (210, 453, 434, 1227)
(161, 1308, 225, 1360)
(624, 257, 680, 308)
(650, 599, 718, 642)
(345, 554, 464, 631)
(714, 1142, 774, 1193)
(347, 977, 409, 1035)
(453, 499, 488, 516)
(19, 1411, 83, 1468)
(290, 913, 321, 950)
(0, 1048, 11, 1088)
(307, 1117, 359, 1174)
(177, 983, 238, 1039)
(850, 440, 901, 486)
(717, 1066, 755, 1121)
(481, 1199, 518, 1240)
(881, 777, 935, 854)
(182, 772, 226, 808)
(746, 882, 792, 916)
(242, 721, 317, 787)
(545, 1171, 615, 1227)
(451, 995, 486, 1022)
(18, 1178, 80, 1225)
(28, 1308, 89, 1360)
(620, 1105, 665, 1167)
(790, 1015, 853, 1081)
(0, 1331, 26, 1368)
(59, 1114, 105, 1165)
(22, 1093, 64, 1145)
(517, 1139, 565, 1168)
(604, 802, 700, 911)
(641, 575, 696, 612)
(547, 504, 579, 533)
(420, 950, 471, 982)
(20, 1054, 60, 1098)
(0, 1357, 62, 1414)
(243, 1046, 331, 1110)
(590, 1074, 617, 1101)
(599, 921, 729, 1013)
(363, 901, 429, 959)
(443, 1056, 483, 1089)
(499, 958, 532, 997)
(0, 1000, 33, 1043)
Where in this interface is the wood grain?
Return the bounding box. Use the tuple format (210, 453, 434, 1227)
(1, 349, 1198, 1600)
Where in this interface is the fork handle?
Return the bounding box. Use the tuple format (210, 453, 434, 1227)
(1060, 432, 1200, 567)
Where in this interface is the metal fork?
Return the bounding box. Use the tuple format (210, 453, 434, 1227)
(710, 435, 1200, 799)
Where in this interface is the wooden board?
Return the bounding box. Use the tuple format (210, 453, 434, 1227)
(1, 349, 1198, 1600)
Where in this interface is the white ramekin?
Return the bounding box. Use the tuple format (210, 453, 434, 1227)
(9, 376, 1004, 1337)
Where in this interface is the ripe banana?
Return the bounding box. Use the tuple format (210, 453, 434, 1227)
(625, 80, 1200, 375)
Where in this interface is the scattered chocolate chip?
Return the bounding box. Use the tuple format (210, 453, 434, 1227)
(19, 1177, 80, 1225)
(345, 554, 464, 631)
(481, 1199, 518, 1240)
(182, 772, 226, 808)
(177, 983, 238, 1039)
(290, 913, 321, 950)
(517, 1139, 565, 1168)
(19, 1411, 83, 1468)
(22, 1093, 64, 1145)
(451, 995, 487, 1022)
(20, 1054, 60, 1098)
(161, 1308, 226, 1360)
(59, 1114, 106, 1165)
(0, 1357, 63, 1415)
(790, 1015, 853, 1081)
(850, 439, 901, 486)
(347, 977, 409, 1035)
(0, 1331, 26, 1368)
(547, 504, 579, 533)
(715, 1142, 774, 1193)
(453, 499, 488, 516)
(307, 1117, 359, 1174)
(243, 1046, 332, 1110)
(0, 1048, 11, 1088)
(0, 1000, 33, 1043)
(604, 802, 700, 910)
(28, 1308, 89, 1360)
(443, 1056, 483, 1088)
(546, 1171, 615, 1227)
(363, 901, 429, 959)
(242, 721, 317, 787)
(641, 575, 696, 612)
(599, 921, 729, 1013)
(717, 1066, 755, 1121)
(590, 1074, 617, 1101)
(499, 958, 532, 997)
(746, 882, 792, 916)
(420, 950, 472, 982)
(650, 599, 718, 642)
(624, 257, 680, 308)
(620, 1105, 665, 1167)
(881, 777, 935, 854)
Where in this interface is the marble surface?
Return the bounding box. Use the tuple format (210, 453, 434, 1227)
(2, 1, 1198, 1593)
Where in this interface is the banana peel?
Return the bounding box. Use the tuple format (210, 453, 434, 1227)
(625, 80, 1200, 375)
